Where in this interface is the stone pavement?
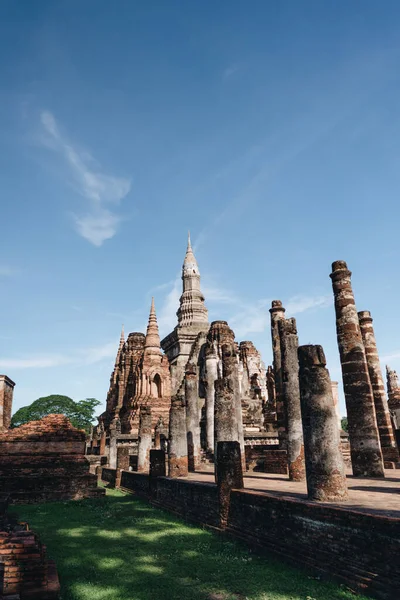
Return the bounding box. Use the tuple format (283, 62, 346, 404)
(187, 468, 400, 518)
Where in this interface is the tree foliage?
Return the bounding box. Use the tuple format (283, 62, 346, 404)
(11, 395, 101, 432)
(341, 417, 348, 432)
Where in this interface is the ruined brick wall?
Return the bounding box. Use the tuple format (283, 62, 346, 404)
(227, 491, 399, 600)
(0, 415, 105, 503)
(245, 447, 288, 474)
(104, 469, 400, 599)
(0, 496, 60, 599)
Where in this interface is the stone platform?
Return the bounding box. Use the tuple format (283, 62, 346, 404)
(187, 468, 400, 518)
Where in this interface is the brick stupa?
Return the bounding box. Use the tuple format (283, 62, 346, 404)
(0, 414, 105, 503)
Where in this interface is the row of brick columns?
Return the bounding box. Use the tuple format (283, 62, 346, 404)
(116, 259, 396, 523)
(268, 260, 398, 490)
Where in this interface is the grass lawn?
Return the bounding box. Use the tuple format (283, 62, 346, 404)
(11, 487, 369, 600)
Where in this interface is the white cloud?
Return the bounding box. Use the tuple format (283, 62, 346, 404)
(0, 355, 73, 369)
(0, 340, 119, 371)
(73, 208, 121, 247)
(39, 110, 131, 246)
(222, 63, 241, 81)
(285, 295, 332, 315)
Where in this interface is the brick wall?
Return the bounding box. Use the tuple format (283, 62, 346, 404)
(102, 468, 400, 600)
(0, 415, 105, 503)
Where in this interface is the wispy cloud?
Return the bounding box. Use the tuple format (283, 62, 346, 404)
(39, 110, 131, 246)
(222, 63, 241, 81)
(0, 266, 19, 277)
(0, 340, 118, 371)
(285, 295, 332, 315)
(0, 355, 73, 369)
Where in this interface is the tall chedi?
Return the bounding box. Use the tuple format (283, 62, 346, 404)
(176, 232, 209, 327)
(161, 233, 210, 393)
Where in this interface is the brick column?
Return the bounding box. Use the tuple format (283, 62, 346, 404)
(109, 428, 117, 469)
(0, 375, 15, 431)
(214, 342, 244, 477)
(278, 318, 305, 481)
(216, 441, 244, 528)
(168, 393, 188, 477)
(149, 449, 166, 497)
(99, 432, 106, 456)
(269, 301, 286, 448)
(150, 449, 166, 478)
(137, 405, 152, 473)
(117, 447, 130, 471)
(358, 311, 399, 464)
(185, 363, 201, 471)
(205, 352, 218, 453)
(298, 345, 348, 502)
(330, 261, 384, 477)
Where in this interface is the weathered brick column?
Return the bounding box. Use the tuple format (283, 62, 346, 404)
(330, 261, 384, 477)
(99, 432, 106, 456)
(149, 449, 166, 496)
(109, 427, 117, 468)
(150, 449, 166, 478)
(298, 345, 348, 501)
(185, 362, 201, 471)
(216, 441, 244, 528)
(0, 375, 15, 431)
(205, 351, 218, 453)
(137, 405, 152, 473)
(278, 318, 305, 481)
(358, 310, 399, 464)
(117, 446, 130, 471)
(269, 300, 287, 448)
(214, 342, 244, 476)
(168, 393, 188, 477)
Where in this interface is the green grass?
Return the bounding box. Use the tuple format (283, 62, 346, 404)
(11, 487, 369, 600)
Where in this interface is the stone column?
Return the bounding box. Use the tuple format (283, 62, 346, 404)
(214, 343, 243, 476)
(216, 441, 244, 528)
(117, 447, 130, 471)
(358, 311, 399, 464)
(150, 449, 166, 478)
(149, 449, 166, 497)
(205, 352, 218, 453)
(99, 433, 106, 456)
(168, 393, 188, 477)
(269, 300, 287, 448)
(185, 363, 201, 471)
(0, 375, 15, 431)
(278, 318, 306, 481)
(109, 429, 117, 469)
(137, 405, 152, 473)
(298, 345, 348, 501)
(330, 261, 384, 477)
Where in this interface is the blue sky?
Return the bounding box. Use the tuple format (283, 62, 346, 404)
(1, 1, 400, 417)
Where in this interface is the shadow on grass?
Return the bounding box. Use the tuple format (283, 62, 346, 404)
(11, 490, 368, 600)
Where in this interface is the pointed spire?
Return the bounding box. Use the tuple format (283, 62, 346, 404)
(114, 324, 125, 370)
(177, 233, 208, 327)
(183, 231, 199, 274)
(145, 297, 161, 352)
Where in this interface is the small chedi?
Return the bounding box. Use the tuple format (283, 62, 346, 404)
(0, 413, 104, 503)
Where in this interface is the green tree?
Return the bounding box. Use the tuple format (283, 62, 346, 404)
(11, 395, 101, 432)
(341, 416, 348, 432)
